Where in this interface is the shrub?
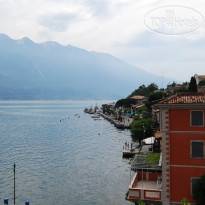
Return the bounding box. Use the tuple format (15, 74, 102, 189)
(145, 153, 160, 165)
(131, 119, 153, 144)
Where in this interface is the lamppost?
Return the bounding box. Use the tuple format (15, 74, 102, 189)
(139, 125, 145, 152)
(4, 163, 30, 205)
(13, 163, 16, 205)
(143, 125, 145, 139)
(4, 163, 16, 205)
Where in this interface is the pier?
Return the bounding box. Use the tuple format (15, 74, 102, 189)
(122, 148, 139, 157)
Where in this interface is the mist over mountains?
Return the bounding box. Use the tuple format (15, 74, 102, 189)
(0, 34, 172, 100)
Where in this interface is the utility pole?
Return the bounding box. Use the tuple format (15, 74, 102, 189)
(13, 163, 16, 205)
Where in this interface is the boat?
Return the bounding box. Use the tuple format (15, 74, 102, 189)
(84, 108, 89, 113)
(89, 109, 95, 114)
(91, 114, 101, 119)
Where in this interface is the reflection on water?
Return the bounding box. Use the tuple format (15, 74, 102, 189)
(0, 101, 131, 205)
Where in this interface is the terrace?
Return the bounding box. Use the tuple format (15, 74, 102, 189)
(128, 171, 162, 201)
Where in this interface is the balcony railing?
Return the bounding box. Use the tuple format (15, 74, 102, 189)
(128, 172, 162, 201)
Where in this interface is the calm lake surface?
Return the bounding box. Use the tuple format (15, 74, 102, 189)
(0, 101, 132, 205)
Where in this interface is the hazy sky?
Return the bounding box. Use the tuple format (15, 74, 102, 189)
(0, 0, 205, 82)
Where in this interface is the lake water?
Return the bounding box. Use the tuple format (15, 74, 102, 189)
(0, 101, 132, 205)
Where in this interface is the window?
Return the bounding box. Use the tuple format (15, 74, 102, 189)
(191, 110, 204, 126)
(191, 178, 200, 196)
(191, 141, 204, 158)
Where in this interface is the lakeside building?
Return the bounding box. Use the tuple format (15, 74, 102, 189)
(167, 83, 183, 94)
(158, 92, 205, 204)
(131, 104, 145, 114)
(131, 95, 148, 104)
(198, 85, 205, 93)
(128, 92, 205, 204)
(194, 74, 205, 93)
(194, 74, 205, 85)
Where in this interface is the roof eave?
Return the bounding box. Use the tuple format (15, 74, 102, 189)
(157, 103, 205, 108)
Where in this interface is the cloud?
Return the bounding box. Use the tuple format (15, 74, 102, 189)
(0, 0, 205, 82)
(38, 12, 78, 32)
(112, 28, 205, 81)
(78, 0, 110, 18)
(124, 30, 205, 60)
(45, 0, 110, 18)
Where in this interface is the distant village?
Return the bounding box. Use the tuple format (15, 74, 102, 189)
(87, 74, 205, 205)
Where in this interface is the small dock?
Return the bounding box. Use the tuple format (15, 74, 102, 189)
(122, 148, 139, 157)
(122, 141, 140, 157)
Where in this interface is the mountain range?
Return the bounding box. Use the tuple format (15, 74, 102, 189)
(0, 34, 172, 100)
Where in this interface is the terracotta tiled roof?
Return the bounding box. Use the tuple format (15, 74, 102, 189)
(131, 95, 146, 100)
(131, 104, 144, 109)
(158, 93, 205, 104)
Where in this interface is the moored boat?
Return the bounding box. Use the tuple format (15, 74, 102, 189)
(84, 108, 89, 113)
(91, 114, 101, 119)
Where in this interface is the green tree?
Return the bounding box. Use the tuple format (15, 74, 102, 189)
(147, 83, 158, 93)
(129, 84, 147, 97)
(193, 175, 205, 205)
(172, 81, 176, 87)
(148, 91, 163, 103)
(174, 86, 188, 93)
(188, 77, 197, 92)
(129, 83, 159, 98)
(115, 98, 137, 108)
(131, 119, 153, 145)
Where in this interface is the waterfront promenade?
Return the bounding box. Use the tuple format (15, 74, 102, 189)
(100, 113, 133, 129)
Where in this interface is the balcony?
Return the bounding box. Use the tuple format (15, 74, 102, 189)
(128, 172, 162, 201)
